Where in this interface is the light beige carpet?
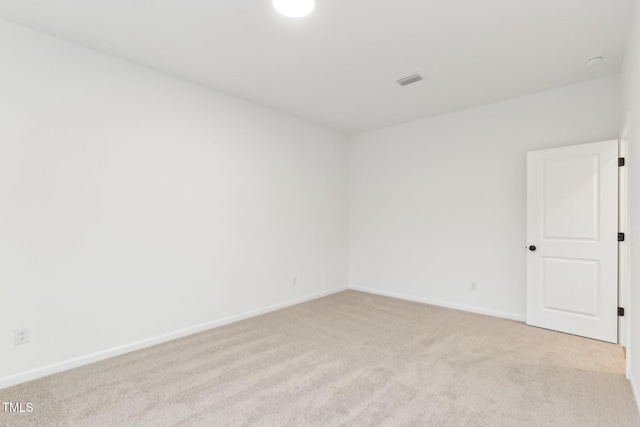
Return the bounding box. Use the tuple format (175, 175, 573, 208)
(1, 290, 638, 426)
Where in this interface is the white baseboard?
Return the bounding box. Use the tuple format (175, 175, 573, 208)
(630, 370, 640, 417)
(0, 286, 347, 390)
(349, 285, 526, 322)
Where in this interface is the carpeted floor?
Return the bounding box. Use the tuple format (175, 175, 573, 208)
(1, 290, 638, 426)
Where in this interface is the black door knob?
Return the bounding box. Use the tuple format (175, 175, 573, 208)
(529, 245, 537, 252)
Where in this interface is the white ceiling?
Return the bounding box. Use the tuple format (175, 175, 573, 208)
(0, 0, 635, 133)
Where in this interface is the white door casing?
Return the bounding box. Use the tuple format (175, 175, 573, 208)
(526, 140, 618, 343)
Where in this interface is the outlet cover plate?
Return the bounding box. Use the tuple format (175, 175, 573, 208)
(14, 328, 30, 345)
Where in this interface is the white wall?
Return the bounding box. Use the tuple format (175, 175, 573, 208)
(622, 0, 640, 409)
(349, 76, 622, 320)
(0, 20, 349, 387)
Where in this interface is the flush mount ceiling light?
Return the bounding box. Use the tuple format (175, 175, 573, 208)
(273, 0, 315, 18)
(585, 56, 604, 67)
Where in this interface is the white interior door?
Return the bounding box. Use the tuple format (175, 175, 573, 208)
(526, 140, 618, 343)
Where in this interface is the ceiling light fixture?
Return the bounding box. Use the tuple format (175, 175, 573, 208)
(273, 0, 315, 18)
(585, 56, 604, 67)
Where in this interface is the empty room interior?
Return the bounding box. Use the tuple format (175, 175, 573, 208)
(3, 0, 640, 425)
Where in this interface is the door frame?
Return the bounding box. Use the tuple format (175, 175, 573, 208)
(619, 123, 631, 379)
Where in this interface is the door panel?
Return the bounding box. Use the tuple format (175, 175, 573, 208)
(543, 155, 599, 240)
(541, 257, 598, 317)
(526, 140, 618, 343)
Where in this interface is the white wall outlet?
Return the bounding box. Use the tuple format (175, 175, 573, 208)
(292, 275, 297, 286)
(470, 282, 477, 292)
(14, 327, 30, 345)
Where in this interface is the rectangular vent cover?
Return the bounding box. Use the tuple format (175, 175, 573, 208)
(396, 74, 423, 86)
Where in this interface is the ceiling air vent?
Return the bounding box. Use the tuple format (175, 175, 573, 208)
(396, 74, 423, 86)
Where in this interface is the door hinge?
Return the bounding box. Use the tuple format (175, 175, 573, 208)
(618, 233, 625, 242)
(619, 157, 625, 167)
(618, 307, 625, 317)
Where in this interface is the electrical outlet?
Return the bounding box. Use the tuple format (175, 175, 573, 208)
(14, 328, 30, 345)
(292, 276, 297, 286)
(470, 282, 477, 292)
